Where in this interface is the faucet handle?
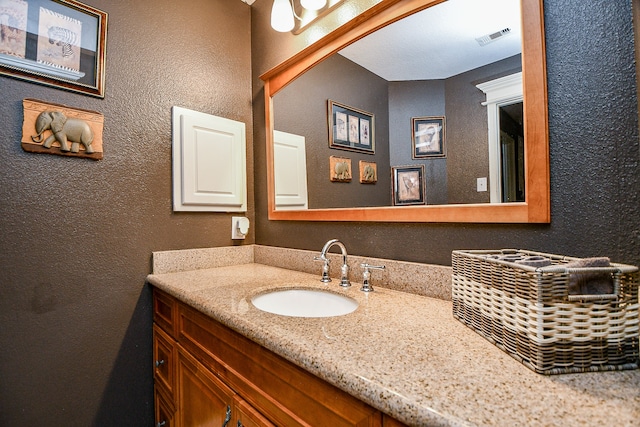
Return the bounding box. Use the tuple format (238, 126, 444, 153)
(314, 256, 331, 283)
(339, 263, 351, 288)
(360, 263, 385, 292)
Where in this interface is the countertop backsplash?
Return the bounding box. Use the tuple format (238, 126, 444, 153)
(152, 244, 453, 300)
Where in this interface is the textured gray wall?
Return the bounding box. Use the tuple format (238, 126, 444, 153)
(0, 0, 252, 425)
(388, 55, 521, 205)
(445, 54, 523, 204)
(389, 79, 448, 204)
(274, 54, 390, 208)
(252, 0, 639, 267)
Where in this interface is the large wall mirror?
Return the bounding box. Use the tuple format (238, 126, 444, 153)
(261, 0, 549, 223)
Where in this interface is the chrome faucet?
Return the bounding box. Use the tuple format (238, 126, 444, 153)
(314, 239, 351, 287)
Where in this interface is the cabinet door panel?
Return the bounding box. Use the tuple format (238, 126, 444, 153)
(178, 303, 382, 427)
(177, 347, 235, 427)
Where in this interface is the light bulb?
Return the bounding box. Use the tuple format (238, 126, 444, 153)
(271, 0, 295, 32)
(300, 0, 327, 11)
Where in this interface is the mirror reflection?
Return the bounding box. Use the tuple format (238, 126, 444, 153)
(273, 0, 524, 210)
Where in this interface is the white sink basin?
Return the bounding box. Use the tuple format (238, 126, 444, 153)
(251, 288, 358, 318)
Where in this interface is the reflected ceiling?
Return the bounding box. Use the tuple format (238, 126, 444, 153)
(338, 0, 522, 80)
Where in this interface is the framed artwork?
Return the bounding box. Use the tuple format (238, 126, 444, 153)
(328, 99, 374, 154)
(412, 116, 446, 158)
(0, 0, 108, 98)
(359, 160, 377, 184)
(329, 155, 351, 182)
(392, 165, 425, 206)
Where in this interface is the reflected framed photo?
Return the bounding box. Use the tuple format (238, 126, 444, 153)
(0, 0, 107, 98)
(412, 116, 445, 158)
(329, 155, 352, 182)
(392, 165, 425, 206)
(328, 99, 374, 154)
(359, 160, 377, 184)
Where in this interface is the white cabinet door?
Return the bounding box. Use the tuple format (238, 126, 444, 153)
(273, 130, 308, 210)
(172, 107, 247, 212)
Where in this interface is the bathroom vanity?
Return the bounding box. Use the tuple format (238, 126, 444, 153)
(147, 247, 640, 427)
(152, 288, 397, 426)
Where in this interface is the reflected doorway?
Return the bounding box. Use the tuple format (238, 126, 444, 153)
(476, 72, 523, 203)
(499, 102, 525, 202)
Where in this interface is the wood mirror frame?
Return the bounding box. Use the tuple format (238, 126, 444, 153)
(261, 0, 549, 223)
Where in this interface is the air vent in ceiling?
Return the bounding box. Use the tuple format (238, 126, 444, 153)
(475, 28, 511, 46)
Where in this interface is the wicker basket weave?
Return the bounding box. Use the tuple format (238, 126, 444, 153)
(452, 249, 639, 375)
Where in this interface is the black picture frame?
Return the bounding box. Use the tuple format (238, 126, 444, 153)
(392, 165, 425, 206)
(412, 116, 446, 158)
(0, 0, 107, 98)
(328, 99, 375, 154)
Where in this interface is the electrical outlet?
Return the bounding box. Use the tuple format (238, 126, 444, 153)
(477, 177, 487, 192)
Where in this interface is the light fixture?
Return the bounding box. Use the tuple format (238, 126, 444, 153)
(300, 0, 327, 11)
(271, 0, 295, 32)
(270, 0, 331, 32)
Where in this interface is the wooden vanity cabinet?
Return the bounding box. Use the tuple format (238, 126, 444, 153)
(152, 289, 407, 427)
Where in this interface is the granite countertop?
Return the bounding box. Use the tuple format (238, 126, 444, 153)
(147, 263, 640, 427)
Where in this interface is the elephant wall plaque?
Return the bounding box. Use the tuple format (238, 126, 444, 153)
(329, 156, 352, 182)
(21, 99, 104, 160)
(359, 160, 377, 184)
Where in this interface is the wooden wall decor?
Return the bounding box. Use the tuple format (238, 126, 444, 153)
(329, 156, 351, 182)
(359, 160, 377, 184)
(21, 98, 104, 160)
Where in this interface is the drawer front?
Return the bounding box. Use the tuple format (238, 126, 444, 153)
(153, 324, 176, 398)
(153, 289, 177, 337)
(154, 386, 175, 427)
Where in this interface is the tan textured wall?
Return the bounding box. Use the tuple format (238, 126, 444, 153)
(0, 0, 252, 425)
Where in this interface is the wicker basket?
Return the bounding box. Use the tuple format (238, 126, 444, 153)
(452, 249, 639, 374)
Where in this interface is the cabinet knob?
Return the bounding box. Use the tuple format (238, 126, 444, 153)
(237, 421, 243, 427)
(155, 359, 165, 367)
(157, 421, 166, 427)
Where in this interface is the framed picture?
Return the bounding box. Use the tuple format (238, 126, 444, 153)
(0, 0, 107, 98)
(328, 99, 374, 154)
(412, 116, 445, 158)
(392, 165, 425, 206)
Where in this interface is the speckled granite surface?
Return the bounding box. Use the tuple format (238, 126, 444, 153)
(254, 244, 453, 300)
(152, 245, 254, 274)
(147, 246, 640, 427)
